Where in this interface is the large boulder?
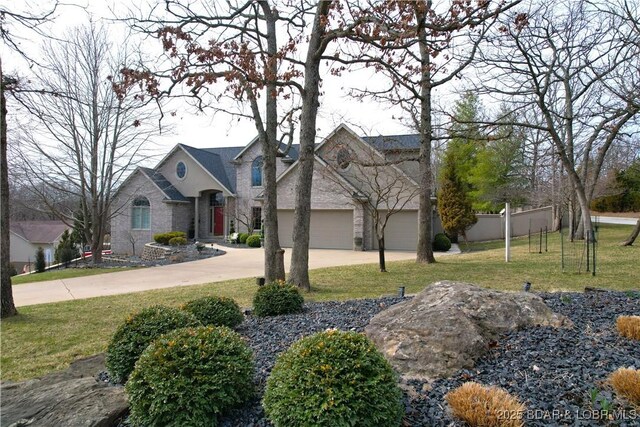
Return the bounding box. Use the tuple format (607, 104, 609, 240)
(0, 354, 128, 427)
(365, 281, 572, 381)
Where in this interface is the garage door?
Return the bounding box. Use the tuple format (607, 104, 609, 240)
(278, 210, 353, 249)
(373, 210, 418, 251)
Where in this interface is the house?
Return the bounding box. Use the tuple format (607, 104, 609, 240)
(10, 220, 71, 272)
(111, 124, 435, 255)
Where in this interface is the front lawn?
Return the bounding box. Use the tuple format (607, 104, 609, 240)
(11, 267, 137, 285)
(1, 224, 637, 381)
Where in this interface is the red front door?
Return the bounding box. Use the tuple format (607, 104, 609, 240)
(214, 207, 224, 235)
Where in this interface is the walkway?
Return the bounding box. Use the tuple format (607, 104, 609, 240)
(12, 245, 459, 307)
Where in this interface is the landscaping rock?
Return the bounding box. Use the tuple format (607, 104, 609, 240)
(0, 354, 127, 427)
(365, 281, 572, 381)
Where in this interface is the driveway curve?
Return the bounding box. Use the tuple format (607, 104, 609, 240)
(13, 245, 457, 307)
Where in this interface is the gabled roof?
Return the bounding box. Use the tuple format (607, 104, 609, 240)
(232, 135, 300, 162)
(178, 144, 237, 194)
(361, 134, 421, 151)
(201, 146, 244, 193)
(277, 123, 421, 189)
(10, 221, 69, 244)
(139, 168, 189, 202)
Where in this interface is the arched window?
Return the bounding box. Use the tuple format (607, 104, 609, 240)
(251, 156, 263, 187)
(131, 196, 150, 229)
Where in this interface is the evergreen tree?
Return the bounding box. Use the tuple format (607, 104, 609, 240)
(469, 107, 528, 211)
(55, 230, 80, 266)
(35, 247, 46, 273)
(438, 153, 478, 242)
(446, 91, 485, 194)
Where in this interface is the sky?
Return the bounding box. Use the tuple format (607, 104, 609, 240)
(2, 0, 460, 159)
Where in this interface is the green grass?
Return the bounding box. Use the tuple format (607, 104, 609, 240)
(1, 224, 637, 381)
(11, 267, 137, 285)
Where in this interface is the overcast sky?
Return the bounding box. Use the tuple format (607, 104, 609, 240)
(2, 0, 461, 159)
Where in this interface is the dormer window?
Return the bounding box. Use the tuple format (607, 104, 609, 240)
(252, 156, 263, 187)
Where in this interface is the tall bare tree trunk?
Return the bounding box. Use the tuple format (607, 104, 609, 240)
(260, 3, 285, 282)
(621, 219, 640, 246)
(415, 7, 436, 264)
(1, 59, 18, 318)
(289, 2, 331, 291)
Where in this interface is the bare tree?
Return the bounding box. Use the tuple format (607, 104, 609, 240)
(121, 1, 367, 290)
(118, 0, 309, 282)
(1, 1, 59, 318)
(328, 0, 521, 265)
(320, 142, 420, 272)
(14, 22, 159, 263)
(478, 0, 640, 239)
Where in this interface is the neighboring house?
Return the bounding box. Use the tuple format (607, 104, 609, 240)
(9, 220, 70, 272)
(111, 124, 434, 255)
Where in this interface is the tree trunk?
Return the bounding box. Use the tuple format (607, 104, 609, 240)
(289, 2, 331, 291)
(415, 8, 436, 264)
(260, 3, 285, 283)
(1, 59, 18, 318)
(621, 219, 640, 246)
(378, 237, 387, 273)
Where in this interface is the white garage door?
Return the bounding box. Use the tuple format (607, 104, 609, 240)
(278, 210, 353, 249)
(373, 210, 418, 251)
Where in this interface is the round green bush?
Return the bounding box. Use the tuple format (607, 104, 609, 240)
(246, 234, 261, 248)
(126, 326, 254, 427)
(432, 232, 452, 252)
(168, 236, 188, 246)
(105, 305, 200, 383)
(263, 330, 403, 427)
(238, 233, 250, 244)
(154, 231, 187, 245)
(253, 282, 304, 317)
(182, 296, 244, 327)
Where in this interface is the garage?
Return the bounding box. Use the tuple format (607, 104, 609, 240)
(278, 210, 353, 249)
(373, 210, 418, 251)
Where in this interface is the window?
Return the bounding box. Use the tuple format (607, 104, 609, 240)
(176, 161, 187, 179)
(252, 207, 262, 231)
(336, 147, 352, 169)
(251, 156, 263, 187)
(131, 196, 150, 229)
(210, 192, 224, 207)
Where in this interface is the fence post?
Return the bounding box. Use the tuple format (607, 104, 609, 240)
(505, 202, 511, 263)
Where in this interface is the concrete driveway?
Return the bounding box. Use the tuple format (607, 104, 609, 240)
(13, 245, 457, 307)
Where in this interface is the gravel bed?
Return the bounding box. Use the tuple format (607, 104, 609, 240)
(219, 292, 639, 427)
(113, 291, 640, 426)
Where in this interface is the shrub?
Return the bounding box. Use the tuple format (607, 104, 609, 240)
(253, 281, 304, 317)
(616, 316, 640, 340)
(609, 367, 640, 406)
(229, 220, 236, 234)
(8, 263, 18, 277)
(238, 232, 250, 244)
(246, 234, 261, 248)
(263, 329, 403, 427)
(168, 236, 188, 246)
(433, 233, 452, 252)
(105, 305, 200, 383)
(126, 326, 254, 427)
(153, 231, 187, 245)
(35, 247, 46, 273)
(445, 382, 525, 427)
(182, 296, 244, 328)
